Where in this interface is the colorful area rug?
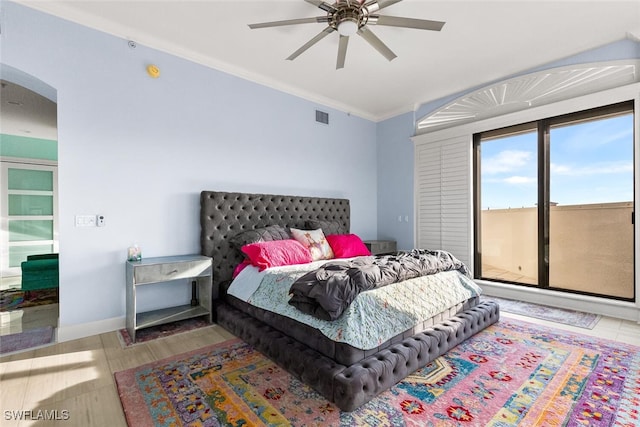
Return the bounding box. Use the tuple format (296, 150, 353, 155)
(0, 288, 59, 311)
(117, 317, 211, 347)
(483, 295, 600, 329)
(114, 319, 639, 426)
(0, 326, 54, 355)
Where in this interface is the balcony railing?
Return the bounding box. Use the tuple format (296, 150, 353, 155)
(480, 201, 633, 299)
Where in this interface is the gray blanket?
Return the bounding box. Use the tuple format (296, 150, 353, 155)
(288, 249, 470, 320)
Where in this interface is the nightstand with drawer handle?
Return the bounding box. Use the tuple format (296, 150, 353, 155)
(126, 254, 212, 342)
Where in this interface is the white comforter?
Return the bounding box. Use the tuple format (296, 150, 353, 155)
(227, 258, 482, 350)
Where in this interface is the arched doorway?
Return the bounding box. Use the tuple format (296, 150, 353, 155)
(0, 65, 59, 353)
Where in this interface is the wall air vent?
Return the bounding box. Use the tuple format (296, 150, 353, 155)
(315, 110, 329, 125)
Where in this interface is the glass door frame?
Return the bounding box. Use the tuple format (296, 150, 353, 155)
(473, 100, 635, 301)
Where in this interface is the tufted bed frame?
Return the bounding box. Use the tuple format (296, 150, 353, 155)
(200, 190, 500, 411)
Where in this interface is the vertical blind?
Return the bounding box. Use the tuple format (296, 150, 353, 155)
(415, 135, 471, 266)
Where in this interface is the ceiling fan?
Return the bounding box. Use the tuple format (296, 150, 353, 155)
(248, 0, 445, 69)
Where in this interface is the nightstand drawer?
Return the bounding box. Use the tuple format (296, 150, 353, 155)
(364, 240, 397, 255)
(133, 259, 211, 285)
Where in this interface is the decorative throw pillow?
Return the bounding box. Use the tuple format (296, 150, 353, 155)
(241, 240, 312, 271)
(305, 220, 347, 235)
(229, 225, 291, 250)
(290, 228, 334, 261)
(326, 234, 371, 258)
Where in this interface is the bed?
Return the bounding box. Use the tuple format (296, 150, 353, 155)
(200, 190, 499, 411)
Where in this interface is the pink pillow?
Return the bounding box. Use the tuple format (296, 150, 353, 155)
(241, 239, 312, 271)
(232, 258, 253, 278)
(326, 234, 371, 258)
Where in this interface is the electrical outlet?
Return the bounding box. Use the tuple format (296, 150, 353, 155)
(97, 215, 105, 227)
(75, 215, 96, 227)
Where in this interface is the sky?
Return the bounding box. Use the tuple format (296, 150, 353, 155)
(480, 113, 634, 210)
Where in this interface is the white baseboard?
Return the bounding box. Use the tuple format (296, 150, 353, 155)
(57, 316, 125, 342)
(478, 280, 640, 323)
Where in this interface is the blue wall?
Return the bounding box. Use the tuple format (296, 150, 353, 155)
(1, 1, 377, 333)
(376, 111, 415, 250)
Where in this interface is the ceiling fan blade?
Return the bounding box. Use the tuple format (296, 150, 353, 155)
(336, 35, 349, 69)
(305, 0, 337, 12)
(249, 16, 329, 29)
(357, 26, 397, 61)
(370, 15, 445, 31)
(364, 0, 403, 14)
(287, 26, 335, 61)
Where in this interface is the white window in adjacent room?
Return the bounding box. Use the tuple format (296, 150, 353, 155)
(0, 161, 59, 278)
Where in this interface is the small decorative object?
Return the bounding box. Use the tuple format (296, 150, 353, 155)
(127, 244, 142, 262)
(146, 64, 160, 78)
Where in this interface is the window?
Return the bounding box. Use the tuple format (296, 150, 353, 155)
(474, 101, 634, 301)
(0, 161, 58, 277)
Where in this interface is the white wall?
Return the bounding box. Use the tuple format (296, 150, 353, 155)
(1, 2, 378, 339)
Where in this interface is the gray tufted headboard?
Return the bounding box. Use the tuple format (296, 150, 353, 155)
(200, 191, 350, 294)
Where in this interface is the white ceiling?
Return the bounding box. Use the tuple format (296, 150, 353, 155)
(0, 80, 57, 140)
(16, 0, 640, 122)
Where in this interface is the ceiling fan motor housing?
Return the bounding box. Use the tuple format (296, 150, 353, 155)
(331, 2, 369, 35)
(248, 0, 445, 68)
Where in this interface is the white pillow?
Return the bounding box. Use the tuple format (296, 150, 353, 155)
(290, 228, 334, 261)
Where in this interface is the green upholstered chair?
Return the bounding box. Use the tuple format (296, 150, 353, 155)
(21, 253, 59, 291)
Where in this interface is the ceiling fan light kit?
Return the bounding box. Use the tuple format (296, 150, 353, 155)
(248, 0, 445, 69)
(337, 19, 358, 36)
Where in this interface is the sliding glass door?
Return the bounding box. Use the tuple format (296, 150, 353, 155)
(477, 127, 539, 285)
(475, 101, 635, 300)
(548, 112, 634, 298)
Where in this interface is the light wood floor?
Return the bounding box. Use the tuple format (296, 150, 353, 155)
(1, 312, 639, 427)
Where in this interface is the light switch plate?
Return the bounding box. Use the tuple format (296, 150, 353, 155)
(75, 215, 96, 227)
